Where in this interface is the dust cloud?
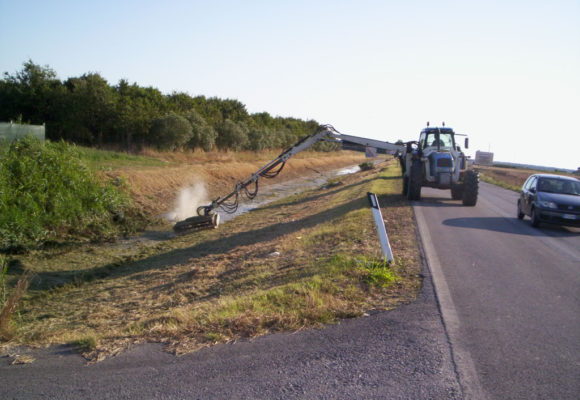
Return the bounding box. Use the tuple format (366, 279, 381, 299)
(166, 181, 210, 221)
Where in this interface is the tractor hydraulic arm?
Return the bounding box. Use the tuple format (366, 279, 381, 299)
(200, 125, 404, 216)
(173, 125, 404, 233)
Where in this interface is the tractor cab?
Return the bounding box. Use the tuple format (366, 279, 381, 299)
(419, 127, 457, 151)
(419, 127, 460, 186)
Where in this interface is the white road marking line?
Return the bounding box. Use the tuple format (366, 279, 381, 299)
(414, 203, 489, 400)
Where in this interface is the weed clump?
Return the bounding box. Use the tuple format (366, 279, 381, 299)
(359, 161, 375, 171)
(356, 258, 398, 287)
(0, 137, 142, 251)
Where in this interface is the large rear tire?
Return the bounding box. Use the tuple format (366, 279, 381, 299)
(407, 160, 422, 201)
(462, 170, 479, 206)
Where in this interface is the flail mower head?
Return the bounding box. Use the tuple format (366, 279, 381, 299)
(173, 206, 220, 234)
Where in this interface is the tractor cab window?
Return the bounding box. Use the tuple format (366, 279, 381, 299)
(425, 132, 454, 149)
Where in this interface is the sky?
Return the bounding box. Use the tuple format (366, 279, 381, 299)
(1, 0, 579, 170)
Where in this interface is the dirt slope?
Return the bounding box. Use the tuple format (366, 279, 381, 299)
(106, 151, 367, 216)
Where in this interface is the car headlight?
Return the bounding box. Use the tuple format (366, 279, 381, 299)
(538, 200, 558, 209)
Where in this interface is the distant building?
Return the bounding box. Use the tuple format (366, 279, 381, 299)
(475, 151, 494, 166)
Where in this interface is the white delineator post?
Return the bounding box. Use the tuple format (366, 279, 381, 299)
(367, 192, 394, 263)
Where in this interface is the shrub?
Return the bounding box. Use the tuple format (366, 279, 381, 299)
(148, 113, 193, 150)
(359, 161, 375, 171)
(0, 137, 139, 251)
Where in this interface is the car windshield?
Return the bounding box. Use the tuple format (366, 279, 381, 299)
(537, 178, 580, 195)
(425, 133, 454, 148)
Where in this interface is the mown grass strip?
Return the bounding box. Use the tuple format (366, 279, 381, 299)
(6, 160, 421, 360)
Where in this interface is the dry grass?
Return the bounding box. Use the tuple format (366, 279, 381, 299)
(104, 151, 367, 216)
(4, 158, 421, 361)
(476, 165, 577, 192)
(0, 269, 33, 340)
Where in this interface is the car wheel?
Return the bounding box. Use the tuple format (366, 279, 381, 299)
(517, 200, 524, 220)
(530, 207, 540, 227)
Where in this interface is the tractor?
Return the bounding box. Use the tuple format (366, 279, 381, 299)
(399, 124, 479, 205)
(174, 124, 479, 233)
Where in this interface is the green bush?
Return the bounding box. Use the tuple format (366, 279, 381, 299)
(0, 137, 139, 251)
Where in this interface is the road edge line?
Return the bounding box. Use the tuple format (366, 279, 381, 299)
(413, 203, 488, 400)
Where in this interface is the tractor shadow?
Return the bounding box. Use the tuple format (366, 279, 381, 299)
(412, 196, 464, 208)
(442, 217, 580, 237)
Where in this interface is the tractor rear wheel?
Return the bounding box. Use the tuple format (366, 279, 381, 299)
(451, 184, 464, 200)
(407, 160, 422, 201)
(462, 170, 479, 206)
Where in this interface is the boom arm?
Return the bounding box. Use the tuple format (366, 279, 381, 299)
(197, 125, 404, 217)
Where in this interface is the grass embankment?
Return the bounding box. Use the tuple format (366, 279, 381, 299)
(106, 149, 368, 217)
(2, 160, 420, 361)
(476, 165, 577, 192)
(0, 138, 142, 252)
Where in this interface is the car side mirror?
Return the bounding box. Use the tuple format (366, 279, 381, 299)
(464, 138, 469, 149)
(529, 187, 536, 194)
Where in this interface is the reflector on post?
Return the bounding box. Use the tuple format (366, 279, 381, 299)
(367, 192, 394, 262)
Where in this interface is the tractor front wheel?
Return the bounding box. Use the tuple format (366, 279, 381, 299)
(451, 184, 464, 200)
(462, 170, 479, 206)
(407, 160, 422, 201)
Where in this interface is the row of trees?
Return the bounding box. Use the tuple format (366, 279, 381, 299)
(0, 61, 334, 152)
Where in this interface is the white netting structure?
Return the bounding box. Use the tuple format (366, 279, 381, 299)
(0, 122, 45, 142)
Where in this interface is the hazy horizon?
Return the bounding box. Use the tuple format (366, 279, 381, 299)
(1, 0, 578, 169)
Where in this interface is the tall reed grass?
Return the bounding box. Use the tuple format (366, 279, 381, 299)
(0, 137, 140, 251)
(0, 254, 31, 339)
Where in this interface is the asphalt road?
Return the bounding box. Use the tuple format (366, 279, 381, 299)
(0, 267, 460, 400)
(414, 181, 580, 400)
(2, 181, 578, 399)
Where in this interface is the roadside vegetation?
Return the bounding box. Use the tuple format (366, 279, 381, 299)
(0, 60, 420, 363)
(358, 161, 375, 171)
(0, 255, 32, 340)
(1, 160, 421, 361)
(0, 137, 143, 252)
(0, 60, 337, 153)
(476, 165, 577, 192)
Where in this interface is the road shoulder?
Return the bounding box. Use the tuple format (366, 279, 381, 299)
(414, 203, 488, 400)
